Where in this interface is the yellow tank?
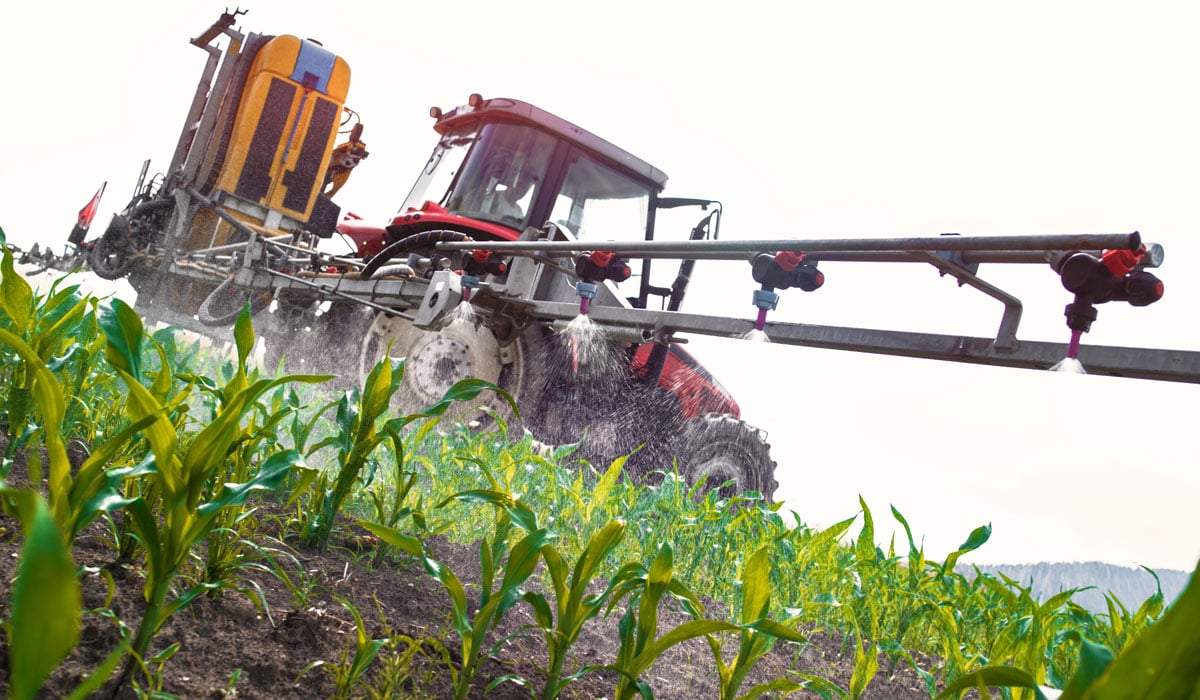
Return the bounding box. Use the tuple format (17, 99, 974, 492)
(196, 35, 350, 246)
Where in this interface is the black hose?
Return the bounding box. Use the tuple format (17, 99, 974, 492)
(360, 230, 474, 279)
(196, 276, 273, 327)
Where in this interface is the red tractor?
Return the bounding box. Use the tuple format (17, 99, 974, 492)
(331, 94, 778, 497)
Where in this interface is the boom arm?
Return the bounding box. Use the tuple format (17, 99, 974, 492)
(434, 229, 1200, 384)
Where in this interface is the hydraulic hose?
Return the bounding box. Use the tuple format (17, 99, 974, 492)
(197, 276, 273, 327)
(360, 230, 474, 279)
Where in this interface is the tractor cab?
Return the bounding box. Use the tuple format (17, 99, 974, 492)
(399, 95, 664, 244)
(345, 95, 703, 309)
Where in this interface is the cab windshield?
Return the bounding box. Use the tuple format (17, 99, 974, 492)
(401, 122, 557, 231)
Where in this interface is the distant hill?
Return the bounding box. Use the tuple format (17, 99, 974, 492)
(958, 561, 1193, 613)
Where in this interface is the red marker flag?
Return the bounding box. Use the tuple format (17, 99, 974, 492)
(68, 182, 106, 245)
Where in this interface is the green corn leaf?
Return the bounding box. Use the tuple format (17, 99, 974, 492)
(586, 454, 629, 524)
(233, 303, 255, 369)
(354, 520, 425, 559)
(1, 246, 33, 335)
(743, 618, 806, 643)
(190, 450, 303, 527)
(1057, 632, 1113, 699)
(0, 328, 70, 524)
(936, 665, 1046, 699)
(521, 591, 554, 630)
(891, 504, 921, 557)
(62, 642, 129, 700)
(443, 489, 539, 532)
(1081, 559, 1200, 699)
(848, 639, 879, 699)
(741, 546, 771, 624)
(34, 295, 88, 361)
(434, 563, 471, 634)
(114, 369, 179, 492)
(496, 528, 556, 618)
(738, 677, 805, 700)
(99, 298, 144, 382)
(392, 378, 518, 428)
(628, 619, 741, 679)
(811, 515, 857, 550)
(942, 523, 992, 572)
(855, 496, 876, 567)
(571, 520, 626, 596)
(3, 489, 82, 700)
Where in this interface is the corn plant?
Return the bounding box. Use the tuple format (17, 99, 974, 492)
(302, 366, 514, 549)
(606, 543, 741, 700)
(704, 545, 806, 700)
(99, 300, 325, 684)
(361, 490, 549, 700)
(0, 487, 127, 700)
(1, 248, 120, 470)
(937, 558, 1200, 699)
(299, 597, 387, 699)
(518, 518, 628, 699)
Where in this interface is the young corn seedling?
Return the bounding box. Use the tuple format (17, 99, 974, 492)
(606, 542, 749, 700)
(360, 491, 548, 700)
(99, 300, 326, 686)
(519, 518, 628, 700)
(938, 557, 1200, 699)
(298, 597, 387, 700)
(703, 545, 806, 700)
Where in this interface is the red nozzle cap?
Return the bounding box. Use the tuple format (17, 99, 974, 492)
(471, 249, 492, 263)
(1101, 247, 1143, 277)
(590, 250, 615, 266)
(775, 250, 806, 272)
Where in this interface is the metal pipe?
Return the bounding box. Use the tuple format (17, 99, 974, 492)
(437, 232, 1142, 258)
(522, 299, 1200, 384)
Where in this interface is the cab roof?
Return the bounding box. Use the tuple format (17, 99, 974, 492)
(432, 95, 669, 193)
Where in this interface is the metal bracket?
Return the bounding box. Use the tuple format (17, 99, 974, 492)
(912, 251, 1023, 352)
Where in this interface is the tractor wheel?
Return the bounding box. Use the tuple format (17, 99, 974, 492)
(358, 310, 528, 425)
(90, 217, 134, 280)
(673, 413, 778, 501)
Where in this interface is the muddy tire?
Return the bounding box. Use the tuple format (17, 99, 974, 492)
(90, 217, 133, 280)
(673, 413, 777, 501)
(515, 327, 687, 476)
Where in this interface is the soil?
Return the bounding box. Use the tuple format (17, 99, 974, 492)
(0, 437, 937, 700)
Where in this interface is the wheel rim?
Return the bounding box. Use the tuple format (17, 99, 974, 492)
(359, 311, 526, 422)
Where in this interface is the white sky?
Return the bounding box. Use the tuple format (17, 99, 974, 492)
(3, 1, 1198, 571)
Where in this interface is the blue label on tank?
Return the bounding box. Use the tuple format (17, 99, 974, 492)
(292, 40, 336, 94)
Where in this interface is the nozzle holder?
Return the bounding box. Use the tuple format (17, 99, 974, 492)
(1064, 297, 1099, 333)
(575, 251, 631, 284)
(751, 252, 824, 292)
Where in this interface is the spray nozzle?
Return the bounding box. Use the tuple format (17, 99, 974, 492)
(1053, 245, 1164, 360)
(575, 280, 598, 315)
(751, 288, 779, 331)
(463, 249, 507, 276)
(1055, 247, 1162, 306)
(460, 273, 480, 302)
